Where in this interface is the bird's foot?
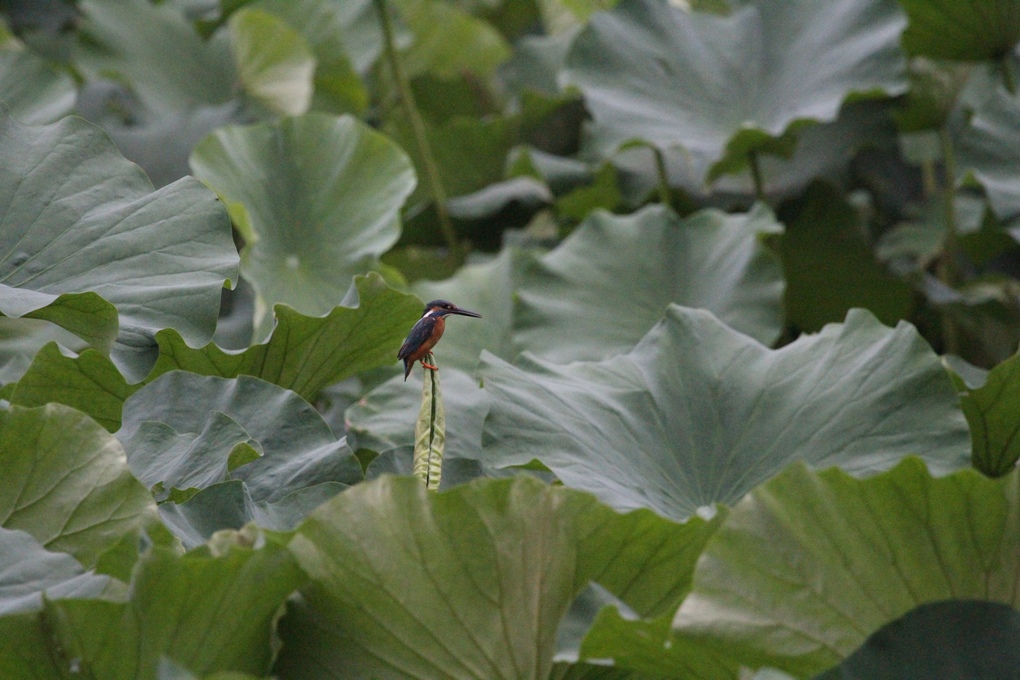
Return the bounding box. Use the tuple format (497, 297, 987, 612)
(421, 361, 438, 370)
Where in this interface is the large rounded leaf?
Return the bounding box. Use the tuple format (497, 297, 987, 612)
(279, 474, 722, 679)
(673, 460, 1020, 676)
(565, 0, 907, 184)
(481, 306, 970, 521)
(0, 112, 239, 380)
(280, 475, 580, 680)
(0, 404, 157, 567)
(515, 204, 784, 361)
(190, 114, 416, 329)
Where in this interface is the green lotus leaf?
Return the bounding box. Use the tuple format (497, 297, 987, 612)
(149, 273, 423, 401)
(673, 460, 1020, 676)
(190, 113, 415, 331)
(0, 317, 87, 385)
(481, 306, 970, 521)
(45, 535, 305, 679)
(10, 342, 138, 432)
(279, 475, 580, 680)
(0, 404, 157, 567)
(956, 348, 1020, 476)
(247, 0, 372, 113)
(229, 9, 315, 116)
(279, 473, 721, 679)
(393, 0, 511, 81)
(0, 111, 239, 380)
(159, 480, 346, 550)
(515, 204, 784, 362)
(75, 0, 235, 112)
(564, 0, 907, 184)
(119, 411, 263, 500)
(0, 49, 75, 124)
(898, 0, 1020, 61)
(0, 527, 121, 616)
(118, 373, 362, 508)
(816, 600, 1020, 680)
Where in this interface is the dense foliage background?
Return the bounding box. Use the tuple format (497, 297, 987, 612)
(2, 0, 1020, 677)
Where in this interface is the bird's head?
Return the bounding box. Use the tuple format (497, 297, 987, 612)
(422, 299, 482, 319)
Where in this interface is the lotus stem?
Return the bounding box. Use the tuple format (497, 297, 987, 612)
(373, 0, 463, 263)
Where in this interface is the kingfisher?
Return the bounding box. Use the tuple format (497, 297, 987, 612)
(398, 300, 481, 380)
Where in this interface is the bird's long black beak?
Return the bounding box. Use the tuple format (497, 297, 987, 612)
(447, 306, 481, 318)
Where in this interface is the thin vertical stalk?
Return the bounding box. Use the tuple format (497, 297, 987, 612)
(373, 0, 463, 262)
(651, 146, 671, 207)
(938, 126, 961, 354)
(748, 149, 766, 202)
(938, 127, 961, 287)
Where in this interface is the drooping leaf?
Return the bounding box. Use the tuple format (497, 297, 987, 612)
(0, 527, 121, 616)
(9, 342, 138, 432)
(158, 480, 346, 550)
(190, 113, 415, 330)
(46, 534, 305, 679)
(0, 404, 157, 567)
(119, 411, 263, 500)
(898, 0, 1020, 61)
(514, 204, 785, 362)
(481, 306, 970, 521)
(673, 460, 1020, 677)
(956, 348, 1020, 476)
(0, 111, 239, 380)
(149, 274, 422, 401)
(118, 373, 362, 507)
(0, 317, 87, 385)
(0, 49, 75, 124)
(229, 8, 316, 116)
(564, 0, 907, 184)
